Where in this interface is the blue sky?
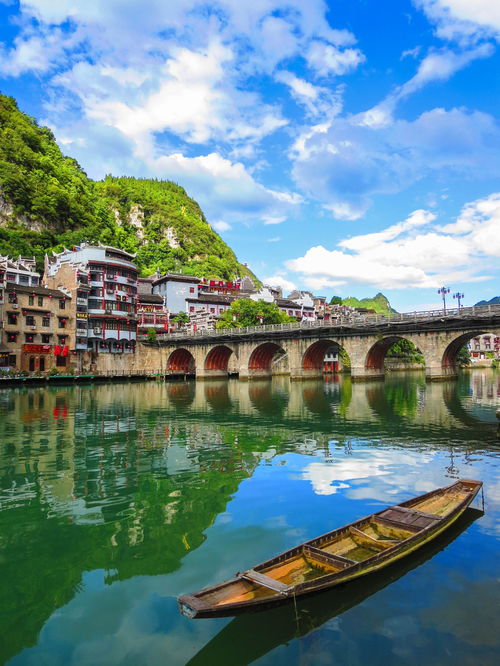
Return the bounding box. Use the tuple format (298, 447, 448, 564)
(0, 0, 499, 310)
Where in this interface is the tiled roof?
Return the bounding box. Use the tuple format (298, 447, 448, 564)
(6, 284, 69, 299)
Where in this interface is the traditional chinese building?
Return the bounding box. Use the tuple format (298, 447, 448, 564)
(469, 334, 500, 360)
(1, 283, 72, 372)
(137, 293, 169, 336)
(44, 244, 138, 355)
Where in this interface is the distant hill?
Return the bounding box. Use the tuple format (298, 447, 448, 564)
(340, 292, 398, 314)
(475, 296, 500, 306)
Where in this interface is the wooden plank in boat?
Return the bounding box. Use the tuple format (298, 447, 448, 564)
(379, 506, 441, 530)
(303, 545, 356, 569)
(240, 569, 290, 593)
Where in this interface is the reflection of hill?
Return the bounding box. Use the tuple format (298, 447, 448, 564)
(0, 387, 258, 664)
(187, 509, 483, 666)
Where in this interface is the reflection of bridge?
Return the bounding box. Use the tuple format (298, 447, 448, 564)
(143, 305, 500, 381)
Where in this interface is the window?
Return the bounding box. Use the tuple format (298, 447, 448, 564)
(58, 335, 67, 344)
(8, 292, 17, 304)
(7, 313, 17, 325)
(25, 333, 35, 343)
(42, 316, 50, 327)
(59, 299, 65, 309)
(9, 355, 16, 366)
(25, 315, 35, 326)
(189, 287, 195, 293)
(56, 356, 67, 367)
(58, 318, 66, 329)
(7, 333, 17, 342)
(6, 273, 16, 282)
(210, 307, 215, 313)
(31, 277, 39, 285)
(41, 334, 51, 343)
(19, 275, 29, 285)
(189, 306, 195, 312)
(38, 296, 43, 306)
(28, 295, 34, 305)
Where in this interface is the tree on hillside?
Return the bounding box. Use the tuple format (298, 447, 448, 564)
(216, 299, 295, 329)
(330, 296, 343, 305)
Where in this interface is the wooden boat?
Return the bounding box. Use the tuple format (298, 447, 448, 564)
(178, 479, 482, 618)
(186, 507, 484, 666)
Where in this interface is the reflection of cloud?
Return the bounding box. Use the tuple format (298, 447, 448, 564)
(302, 448, 439, 498)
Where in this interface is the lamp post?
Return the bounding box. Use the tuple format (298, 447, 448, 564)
(453, 292, 464, 309)
(438, 286, 450, 313)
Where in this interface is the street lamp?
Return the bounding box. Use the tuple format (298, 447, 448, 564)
(453, 292, 464, 309)
(438, 286, 450, 313)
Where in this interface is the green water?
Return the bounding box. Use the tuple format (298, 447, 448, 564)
(0, 370, 499, 665)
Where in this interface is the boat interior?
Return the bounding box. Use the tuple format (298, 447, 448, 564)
(195, 481, 479, 608)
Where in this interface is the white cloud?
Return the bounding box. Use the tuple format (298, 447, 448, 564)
(285, 196, 500, 290)
(275, 70, 344, 118)
(212, 220, 231, 232)
(267, 237, 281, 243)
(397, 44, 494, 98)
(263, 275, 297, 292)
(415, 0, 500, 41)
(306, 40, 365, 77)
(354, 45, 493, 129)
(291, 108, 500, 220)
(262, 215, 286, 225)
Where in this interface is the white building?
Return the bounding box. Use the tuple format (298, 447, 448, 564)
(44, 243, 138, 354)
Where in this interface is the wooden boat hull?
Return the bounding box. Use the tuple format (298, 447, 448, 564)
(178, 479, 482, 618)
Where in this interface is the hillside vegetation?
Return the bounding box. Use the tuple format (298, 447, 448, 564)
(337, 292, 398, 314)
(0, 94, 254, 281)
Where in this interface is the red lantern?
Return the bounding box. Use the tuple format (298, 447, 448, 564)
(62, 346, 69, 357)
(54, 345, 61, 356)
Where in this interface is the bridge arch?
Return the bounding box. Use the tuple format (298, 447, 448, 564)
(248, 342, 287, 376)
(302, 339, 349, 373)
(204, 345, 234, 372)
(442, 330, 499, 373)
(167, 348, 196, 374)
(365, 336, 424, 371)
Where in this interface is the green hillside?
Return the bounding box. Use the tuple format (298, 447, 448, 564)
(0, 93, 255, 281)
(339, 292, 397, 314)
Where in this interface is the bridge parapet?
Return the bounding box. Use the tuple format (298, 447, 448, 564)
(140, 304, 500, 345)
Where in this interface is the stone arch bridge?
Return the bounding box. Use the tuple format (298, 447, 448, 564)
(141, 305, 500, 381)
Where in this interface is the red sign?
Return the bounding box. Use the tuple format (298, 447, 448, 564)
(23, 344, 52, 354)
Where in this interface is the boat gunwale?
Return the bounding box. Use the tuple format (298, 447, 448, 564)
(178, 479, 482, 617)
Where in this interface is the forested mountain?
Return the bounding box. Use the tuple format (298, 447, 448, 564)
(337, 292, 398, 314)
(0, 93, 255, 281)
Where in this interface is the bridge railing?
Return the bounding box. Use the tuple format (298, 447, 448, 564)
(139, 304, 500, 342)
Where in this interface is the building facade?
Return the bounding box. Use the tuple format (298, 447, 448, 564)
(44, 244, 138, 356)
(469, 334, 500, 360)
(1, 283, 72, 372)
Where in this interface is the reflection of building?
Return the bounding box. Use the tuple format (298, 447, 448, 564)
(2, 283, 72, 372)
(469, 334, 500, 360)
(44, 244, 138, 355)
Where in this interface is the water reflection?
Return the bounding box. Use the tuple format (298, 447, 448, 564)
(0, 370, 499, 665)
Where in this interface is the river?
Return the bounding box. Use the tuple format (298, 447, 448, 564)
(0, 370, 499, 665)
